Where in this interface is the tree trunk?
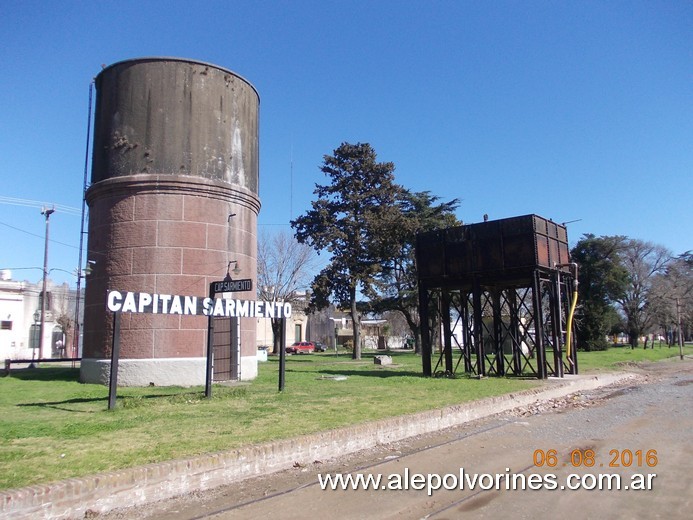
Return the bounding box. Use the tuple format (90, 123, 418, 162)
(401, 310, 421, 355)
(271, 317, 282, 355)
(350, 286, 361, 360)
(629, 327, 639, 349)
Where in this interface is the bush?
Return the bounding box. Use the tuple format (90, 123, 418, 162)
(577, 338, 610, 352)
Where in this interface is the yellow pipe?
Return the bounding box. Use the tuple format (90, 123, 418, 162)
(565, 287, 578, 359)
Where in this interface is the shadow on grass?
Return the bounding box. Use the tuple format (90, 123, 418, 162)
(290, 367, 540, 381)
(304, 368, 426, 378)
(15, 390, 206, 412)
(16, 396, 108, 410)
(278, 356, 321, 363)
(274, 351, 419, 363)
(5, 366, 80, 382)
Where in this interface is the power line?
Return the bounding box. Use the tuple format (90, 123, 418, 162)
(0, 196, 82, 216)
(0, 220, 79, 249)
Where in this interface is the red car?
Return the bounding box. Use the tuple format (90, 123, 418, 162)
(286, 341, 315, 354)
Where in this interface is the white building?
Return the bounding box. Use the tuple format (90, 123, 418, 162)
(0, 270, 78, 361)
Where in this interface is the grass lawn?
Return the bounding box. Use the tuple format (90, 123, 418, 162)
(575, 341, 692, 371)
(1, 345, 690, 491)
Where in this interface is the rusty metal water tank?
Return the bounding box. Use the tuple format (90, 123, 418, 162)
(80, 57, 260, 386)
(416, 214, 570, 286)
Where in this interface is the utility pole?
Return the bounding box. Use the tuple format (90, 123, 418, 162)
(39, 206, 55, 361)
(676, 297, 684, 360)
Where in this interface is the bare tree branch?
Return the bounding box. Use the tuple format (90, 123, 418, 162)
(257, 229, 317, 353)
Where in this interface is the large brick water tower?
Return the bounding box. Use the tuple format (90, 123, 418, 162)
(80, 57, 260, 386)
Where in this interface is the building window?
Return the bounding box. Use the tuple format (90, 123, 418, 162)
(29, 324, 40, 350)
(1, 321, 12, 330)
(39, 291, 52, 311)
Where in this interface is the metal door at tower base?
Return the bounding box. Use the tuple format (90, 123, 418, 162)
(212, 316, 240, 381)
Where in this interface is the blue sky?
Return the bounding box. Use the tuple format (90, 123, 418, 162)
(1, 0, 691, 288)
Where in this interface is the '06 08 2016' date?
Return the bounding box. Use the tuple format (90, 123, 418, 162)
(533, 449, 658, 468)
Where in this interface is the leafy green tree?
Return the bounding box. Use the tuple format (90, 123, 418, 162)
(291, 142, 407, 359)
(368, 191, 459, 353)
(570, 234, 628, 350)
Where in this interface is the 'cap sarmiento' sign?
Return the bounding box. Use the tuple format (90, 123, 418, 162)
(211, 279, 252, 293)
(107, 290, 291, 318)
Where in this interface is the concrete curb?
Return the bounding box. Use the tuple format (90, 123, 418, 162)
(0, 371, 636, 520)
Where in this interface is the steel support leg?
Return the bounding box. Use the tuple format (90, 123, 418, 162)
(441, 290, 454, 374)
(419, 283, 432, 377)
(533, 271, 547, 379)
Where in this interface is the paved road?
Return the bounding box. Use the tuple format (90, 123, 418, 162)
(106, 359, 692, 520)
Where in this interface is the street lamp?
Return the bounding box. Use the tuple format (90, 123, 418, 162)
(29, 310, 40, 368)
(225, 260, 241, 281)
(38, 207, 55, 362)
